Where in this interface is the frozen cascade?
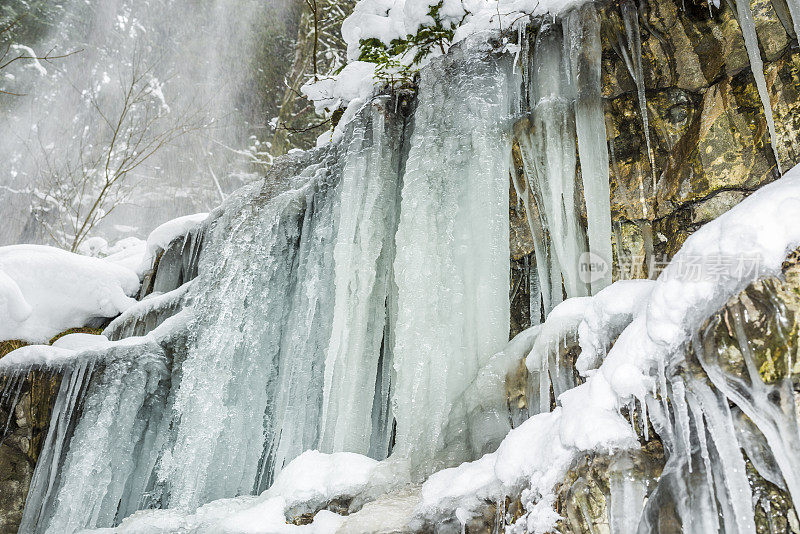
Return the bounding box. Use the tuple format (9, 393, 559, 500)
(156, 177, 336, 511)
(621, 0, 657, 192)
(0, 94, 420, 531)
(318, 97, 405, 457)
(391, 39, 514, 474)
(566, 4, 613, 294)
(733, 0, 784, 174)
(23, 345, 171, 534)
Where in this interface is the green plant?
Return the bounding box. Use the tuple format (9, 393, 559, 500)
(355, 1, 466, 88)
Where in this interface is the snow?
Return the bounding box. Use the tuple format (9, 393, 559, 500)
(139, 213, 208, 275)
(341, 0, 406, 61)
(103, 283, 191, 339)
(0, 344, 82, 368)
(0, 245, 140, 343)
(85, 451, 384, 534)
(0, 312, 188, 373)
(102, 237, 147, 272)
(576, 279, 655, 375)
(52, 333, 112, 350)
(302, 63, 377, 117)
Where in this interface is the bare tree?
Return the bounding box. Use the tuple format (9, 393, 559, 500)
(0, 15, 80, 96)
(28, 52, 207, 252)
(269, 0, 354, 156)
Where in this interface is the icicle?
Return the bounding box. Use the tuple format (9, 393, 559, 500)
(697, 309, 800, 509)
(531, 21, 589, 298)
(1, 374, 24, 441)
(670, 376, 692, 471)
(513, 135, 560, 314)
(19, 361, 92, 533)
(687, 393, 722, 530)
(608, 453, 646, 534)
(566, 4, 613, 294)
(688, 378, 757, 533)
(35, 349, 169, 533)
(734, 0, 783, 173)
(621, 0, 658, 189)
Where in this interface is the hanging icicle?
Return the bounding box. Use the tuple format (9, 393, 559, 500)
(733, 0, 784, 174)
(566, 4, 614, 294)
(621, 0, 658, 191)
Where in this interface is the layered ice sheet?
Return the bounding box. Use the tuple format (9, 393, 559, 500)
(391, 38, 514, 474)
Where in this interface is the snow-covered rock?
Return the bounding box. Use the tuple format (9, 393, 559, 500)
(139, 213, 208, 275)
(0, 245, 140, 343)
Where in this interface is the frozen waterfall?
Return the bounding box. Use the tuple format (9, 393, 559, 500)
(0, 36, 516, 532)
(2, 1, 800, 532)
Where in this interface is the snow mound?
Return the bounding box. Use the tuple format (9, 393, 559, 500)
(103, 237, 147, 273)
(91, 451, 384, 534)
(139, 213, 208, 275)
(0, 245, 140, 343)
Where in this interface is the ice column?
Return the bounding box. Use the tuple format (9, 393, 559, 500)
(391, 38, 513, 473)
(319, 98, 404, 456)
(607, 454, 647, 534)
(523, 20, 590, 299)
(784, 0, 800, 39)
(567, 4, 613, 294)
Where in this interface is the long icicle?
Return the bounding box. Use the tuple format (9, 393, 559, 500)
(567, 4, 613, 294)
(621, 0, 658, 190)
(734, 0, 783, 174)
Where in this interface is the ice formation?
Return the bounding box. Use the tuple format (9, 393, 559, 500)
(138, 213, 209, 275)
(2, 1, 800, 533)
(0, 34, 517, 533)
(390, 38, 514, 474)
(733, 0, 783, 174)
(512, 8, 615, 315)
(415, 162, 800, 532)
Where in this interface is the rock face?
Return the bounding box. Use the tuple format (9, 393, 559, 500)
(502, 0, 800, 529)
(510, 0, 800, 329)
(0, 372, 60, 534)
(606, 0, 800, 262)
